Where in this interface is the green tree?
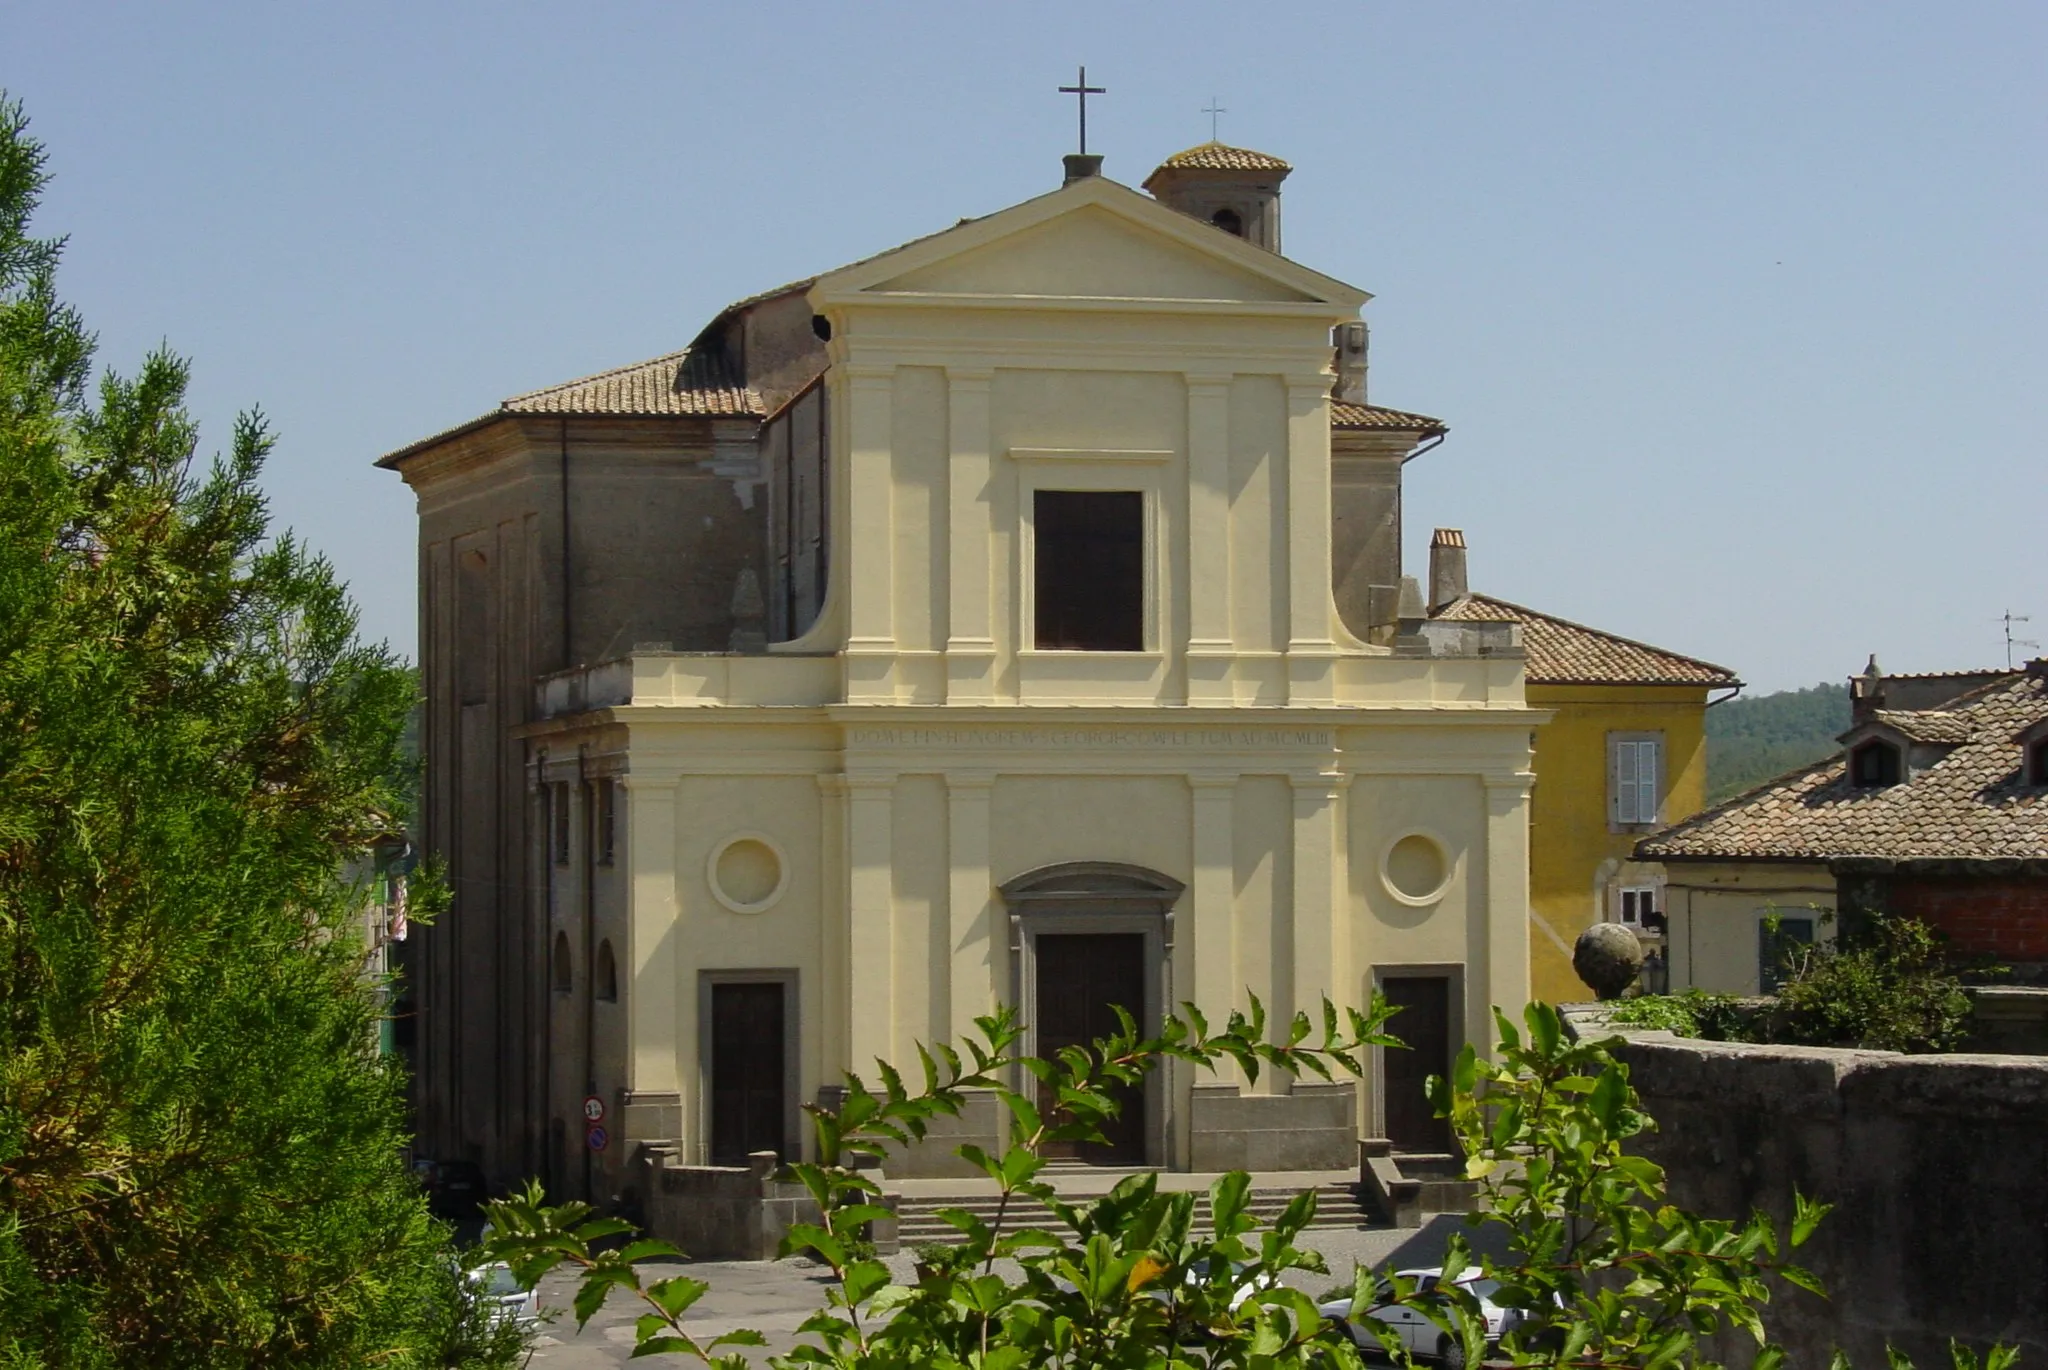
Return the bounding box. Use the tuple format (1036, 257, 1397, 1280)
(0, 97, 520, 1366)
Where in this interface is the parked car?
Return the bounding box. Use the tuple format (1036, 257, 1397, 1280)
(469, 1260, 541, 1328)
(1317, 1267, 1523, 1369)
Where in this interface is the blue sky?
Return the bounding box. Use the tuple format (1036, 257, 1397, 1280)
(9, 3, 2043, 692)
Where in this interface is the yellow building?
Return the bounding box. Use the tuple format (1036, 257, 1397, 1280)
(1432, 534, 1739, 1001)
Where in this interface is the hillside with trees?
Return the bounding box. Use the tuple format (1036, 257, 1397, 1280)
(1705, 681, 1851, 803)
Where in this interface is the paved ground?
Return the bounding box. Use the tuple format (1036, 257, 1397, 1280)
(522, 1214, 1500, 1367)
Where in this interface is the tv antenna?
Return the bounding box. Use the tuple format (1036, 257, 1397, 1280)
(1999, 610, 2037, 668)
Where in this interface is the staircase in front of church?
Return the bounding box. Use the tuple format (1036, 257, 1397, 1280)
(892, 1178, 1382, 1249)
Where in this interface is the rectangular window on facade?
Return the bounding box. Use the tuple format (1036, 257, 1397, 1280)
(1617, 885, 1659, 928)
(1609, 734, 1663, 827)
(551, 782, 570, 865)
(596, 780, 616, 866)
(1033, 490, 1144, 651)
(1758, 914, 1815, 993)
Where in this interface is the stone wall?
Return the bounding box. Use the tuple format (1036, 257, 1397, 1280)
(1584, 1019, 2048, 1366)
(1187, 1082, 1357, 1172)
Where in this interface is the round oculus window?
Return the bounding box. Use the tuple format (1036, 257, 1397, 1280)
(707, 834, 787, 914)
(1381, 832, 1452, 906)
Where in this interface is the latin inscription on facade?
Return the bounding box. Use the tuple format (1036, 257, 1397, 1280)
(846, 726, 1335, 750)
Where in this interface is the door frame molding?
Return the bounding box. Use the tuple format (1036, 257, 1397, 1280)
(1367, 962, 1465, 1145)
(697, 968, 801, 1166)
(1000, 862, 1184, 1167)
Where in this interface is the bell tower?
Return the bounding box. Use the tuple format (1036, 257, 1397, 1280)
(1142, 142, 1291, 251)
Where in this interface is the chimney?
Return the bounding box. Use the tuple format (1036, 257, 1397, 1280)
(1849, 654, 1885, 724)
(1428, 528, 1468, 614)
(1333, 321, 1368, 404)
(1063, 153, 1104, 185)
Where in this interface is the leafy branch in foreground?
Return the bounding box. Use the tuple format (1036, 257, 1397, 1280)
(484, 997, 2020, 1369)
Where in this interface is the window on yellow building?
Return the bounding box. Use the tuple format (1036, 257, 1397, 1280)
(1617, 884, 1659, 928)
(1608, 732, 1663, 828)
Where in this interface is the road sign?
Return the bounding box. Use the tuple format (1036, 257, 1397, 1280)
(582, 1095, 605, 1123)
(586, 1125, 608, 1152)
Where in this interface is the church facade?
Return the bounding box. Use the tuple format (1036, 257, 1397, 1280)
(380, 145, 1538, 1198)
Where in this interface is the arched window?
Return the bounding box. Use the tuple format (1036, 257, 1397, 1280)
(1210, 207, 1244, 237)
(595, 939, 618, 1003)
(551, 931, 572, 994)
(1850, 739, 1901, 788)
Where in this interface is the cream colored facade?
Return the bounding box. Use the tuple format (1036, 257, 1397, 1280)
(393, 159, 1541, 1193)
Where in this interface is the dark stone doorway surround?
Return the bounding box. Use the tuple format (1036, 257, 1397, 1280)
(1002, 862, 1181, 1168)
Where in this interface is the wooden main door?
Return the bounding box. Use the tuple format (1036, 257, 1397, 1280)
(1035, 933, 1147, 1163)
(1381, 975, 1454, 1155)
(710, 981, 786, 1166)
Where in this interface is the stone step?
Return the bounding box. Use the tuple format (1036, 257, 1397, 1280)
(894, 1183, 1377, 1246)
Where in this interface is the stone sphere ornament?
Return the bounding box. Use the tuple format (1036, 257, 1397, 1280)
(1574, 922, 1645, 1001)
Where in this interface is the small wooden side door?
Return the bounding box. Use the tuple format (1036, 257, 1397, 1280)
(710, 981, 786, 1166)
(1381, 975, 1454, 1155)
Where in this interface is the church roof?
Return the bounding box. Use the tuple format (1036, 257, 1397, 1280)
(376, 348, 761, 467)
(1435, 593, 1740, 688)
(1330, 400, 1446, 436)
(1152, 142, 1292, 173)
(501, 348, 760, 418)
(1638, 668, 2048, 864)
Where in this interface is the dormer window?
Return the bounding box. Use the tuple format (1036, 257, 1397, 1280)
(2030, 738, 2048, 787)
(1850, 738, 1901, 788)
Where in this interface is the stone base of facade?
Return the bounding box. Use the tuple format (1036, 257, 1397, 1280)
(1187, 1082, 1358, 1172)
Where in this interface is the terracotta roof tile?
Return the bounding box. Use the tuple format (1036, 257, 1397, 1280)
(501, 348, 760, 418)
(1435, 594, 1740, 687)
(1331, 400, 1446, 435)
(1153, 142, 1292, 173)
(1639, 670, 2048, 863)
(1867, 709, 1976, 744)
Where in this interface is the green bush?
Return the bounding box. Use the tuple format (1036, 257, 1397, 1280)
(1768, 916, 1974, 1054)
(1610, 988, 1749, 1040)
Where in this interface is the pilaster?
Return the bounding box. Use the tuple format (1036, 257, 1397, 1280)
(1482, 773, 1535, 1053)
(945, 369, 998, 701)
(945, 769, 996, 1037)
(1289, 771, 1342, 1033)
(845, 769, 899, 1068)
(817, 773, 850, 1080)
(1188, 771, 1238, 1099)
(1185, 374, 1234, 704)
(844, 366, 896, 702)
(619, 775, 679, 1099)
(1284, 378, 1337, 703)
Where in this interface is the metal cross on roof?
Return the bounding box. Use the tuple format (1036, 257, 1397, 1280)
(1058, 65, 1106, 155)
(1202, 96, 1226, 142)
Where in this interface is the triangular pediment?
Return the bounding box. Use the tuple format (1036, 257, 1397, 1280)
(813, 176, 1367, 310)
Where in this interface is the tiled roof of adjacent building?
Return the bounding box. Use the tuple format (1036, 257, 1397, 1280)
(1152, 142, 1293, 173)
(501, 349, 760, 418)
(1866, 708, 1977, 744)
(1434, 594, 1741, 688)
(1330, 401, 1447, 435)
(1639, 668, 2048, 863)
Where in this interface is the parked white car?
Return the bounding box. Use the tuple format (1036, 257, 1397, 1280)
(468, 1260, 541, 1328)
(1317, 1267, 1520, 1368)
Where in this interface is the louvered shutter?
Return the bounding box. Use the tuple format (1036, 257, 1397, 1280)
(1636, 739, 1660, 825)
(1614, 741, 1639, 824)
